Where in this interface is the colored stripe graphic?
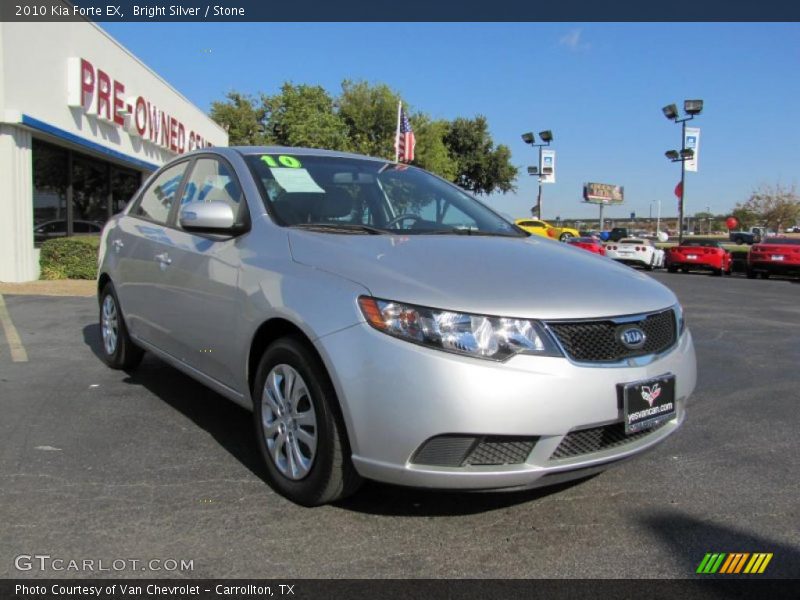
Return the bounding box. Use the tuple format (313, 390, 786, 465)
(697, 552, 773, 574)
(697, 553, 726, 574)
(744, 553, 773, 574)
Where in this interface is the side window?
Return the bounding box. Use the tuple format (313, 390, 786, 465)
(133, 162, 189, 224)
(180, 158, 242, 214)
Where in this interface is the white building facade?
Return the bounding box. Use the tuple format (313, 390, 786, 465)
(0, 16, 228, 282)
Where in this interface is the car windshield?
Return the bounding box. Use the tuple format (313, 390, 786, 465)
(620, 239, 646, 245)
(244, 153, 522, 236)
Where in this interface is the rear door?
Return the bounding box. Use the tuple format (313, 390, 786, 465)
(113, 160, 191, 351)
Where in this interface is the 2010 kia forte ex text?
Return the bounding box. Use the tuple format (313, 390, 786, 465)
(96, 147, 697, 506)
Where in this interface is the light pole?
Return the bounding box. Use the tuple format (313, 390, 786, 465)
(521, 130, 553, 219)
(663, 99, 703, 244)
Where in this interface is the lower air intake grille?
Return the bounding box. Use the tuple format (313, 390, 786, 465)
(550, 421, 667, 460)
(412, 435, 538, 467)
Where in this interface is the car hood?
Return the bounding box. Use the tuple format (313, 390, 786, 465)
(288, 231, 677, 319)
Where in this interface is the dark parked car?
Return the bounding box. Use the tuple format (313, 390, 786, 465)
(608, 227, 629, 242)
(34, 219, 103, 244)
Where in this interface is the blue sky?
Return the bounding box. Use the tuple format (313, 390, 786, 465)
(102, 22, 800, 222)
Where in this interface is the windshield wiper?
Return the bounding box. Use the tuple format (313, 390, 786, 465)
(420, 228, 522, 237)
(290, 223, 387, 235)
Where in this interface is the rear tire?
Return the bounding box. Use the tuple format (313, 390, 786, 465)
(746, 267, 757, 279)
(252, 337, 362, 506)
(667, 265, 678, 273)
(712, 268, 723, 277)
(99, 282, 144, 370)
(559, 232, 574, 242)
(760, 272, 771, 279)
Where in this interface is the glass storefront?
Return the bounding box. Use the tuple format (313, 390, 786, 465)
(32, 139, 145, 246)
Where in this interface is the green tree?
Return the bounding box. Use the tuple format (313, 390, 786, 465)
(730, 206, 758, 230)
(736, 183, 800, 231)
(208, 83, 518, 196)
(338, 80, 404, 159)
(444, 116, 518, 195)
(262, 83, 350, 151)
(409, 114, 458, 181)
(209, 92, 268, 146)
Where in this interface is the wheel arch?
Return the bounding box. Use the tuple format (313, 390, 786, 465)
(246, 317, 358, 454)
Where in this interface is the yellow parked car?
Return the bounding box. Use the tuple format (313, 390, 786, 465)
(515, 218, 580, 241)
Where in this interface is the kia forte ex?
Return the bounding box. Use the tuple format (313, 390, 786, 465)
(97, 147, 696, 506)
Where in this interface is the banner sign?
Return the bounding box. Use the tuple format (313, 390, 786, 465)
(540, 149, 556, 184)
(684, 127, 700, 172)
(583, 182, 624, 204)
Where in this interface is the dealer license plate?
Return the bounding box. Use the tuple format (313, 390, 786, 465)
(771, 255, 784, 261)
(622, 375, 676, 434)
(686, 254, 697, 260)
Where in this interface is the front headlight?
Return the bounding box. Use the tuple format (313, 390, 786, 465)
(358, 296, 562, 361)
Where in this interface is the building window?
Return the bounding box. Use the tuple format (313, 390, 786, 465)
(31, 139, 146, 246)
(32, 141, 69, 241)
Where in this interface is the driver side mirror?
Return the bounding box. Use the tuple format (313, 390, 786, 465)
(179, 201, 240, 234)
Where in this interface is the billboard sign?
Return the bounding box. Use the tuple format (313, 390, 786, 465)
(583, 182, 624, 204)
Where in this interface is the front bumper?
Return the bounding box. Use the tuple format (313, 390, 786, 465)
(314, 322, 696, 490)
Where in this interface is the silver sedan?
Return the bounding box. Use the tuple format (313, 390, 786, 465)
(97, 147, 696, 506)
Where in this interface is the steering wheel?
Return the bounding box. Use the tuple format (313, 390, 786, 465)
(384, 213, 424, 230)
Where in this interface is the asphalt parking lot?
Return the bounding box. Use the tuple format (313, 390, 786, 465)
(0, 272, 798, 579)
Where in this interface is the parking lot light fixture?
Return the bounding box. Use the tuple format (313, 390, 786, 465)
(521, 128, 554, 219)
(662, 99, 704, 244)
(684, 99, 704, 115)
(662, 104, 679, 120)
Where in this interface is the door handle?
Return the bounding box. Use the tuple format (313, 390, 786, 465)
(155, 252, 172, 266)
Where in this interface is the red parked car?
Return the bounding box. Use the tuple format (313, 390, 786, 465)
(665, 239, 732, 276)
(747, 238, 800, 279)
(565, 236, 606, 256)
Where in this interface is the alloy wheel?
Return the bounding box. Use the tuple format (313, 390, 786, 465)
(101, 295, 118, 355)
(261, 364, 318, 480)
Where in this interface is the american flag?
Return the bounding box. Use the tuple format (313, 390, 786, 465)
(395, 106, 416, 163)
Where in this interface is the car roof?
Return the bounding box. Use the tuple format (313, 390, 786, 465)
(232, 146, 389, 163)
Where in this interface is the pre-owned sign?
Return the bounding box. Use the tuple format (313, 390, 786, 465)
(67, 57, 212, 155)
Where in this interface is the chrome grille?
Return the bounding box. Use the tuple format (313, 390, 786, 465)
(547, 309, 676, 362)
(550, 421, 667, 460)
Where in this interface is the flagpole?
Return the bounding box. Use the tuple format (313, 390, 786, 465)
(394, 101, 402, 162)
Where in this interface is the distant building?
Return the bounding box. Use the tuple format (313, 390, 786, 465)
(0, 13, 228, 282)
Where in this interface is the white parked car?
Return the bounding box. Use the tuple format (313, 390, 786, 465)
(605, 238, 665, 271)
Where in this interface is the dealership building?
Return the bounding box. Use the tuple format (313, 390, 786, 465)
(0, 17, 228, 282)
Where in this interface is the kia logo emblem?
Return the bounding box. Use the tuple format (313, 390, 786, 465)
(619, 326, 647, 349)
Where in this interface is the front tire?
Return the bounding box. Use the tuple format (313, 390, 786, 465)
(559, 232, 574, 242)
(253, 337, 362, 506)
(99, 282, 144, 370)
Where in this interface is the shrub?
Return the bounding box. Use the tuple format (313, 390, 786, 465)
(39, 236, 100, 280)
